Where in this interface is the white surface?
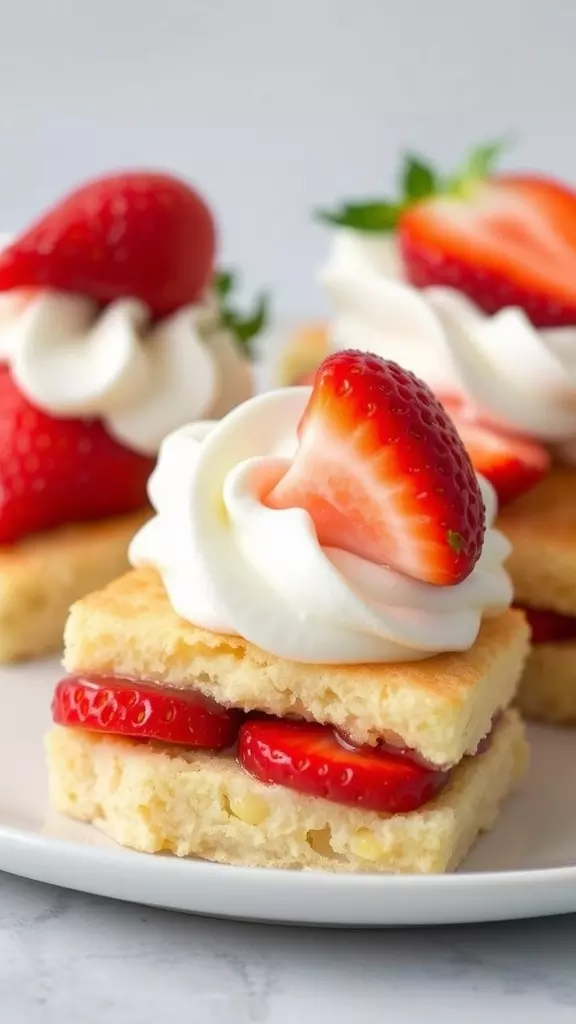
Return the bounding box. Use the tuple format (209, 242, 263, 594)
(0, 658, 575, 927)
(1, 1, 576, 316)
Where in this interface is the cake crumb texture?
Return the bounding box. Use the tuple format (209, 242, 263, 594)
(0, 511, 148, 662)
(517, 640, 576, 724)
(500, 467, 576, 615)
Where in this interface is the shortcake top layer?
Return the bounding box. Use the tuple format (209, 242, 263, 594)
(64, 568, 529, 767)
(499, 467, 576, 615)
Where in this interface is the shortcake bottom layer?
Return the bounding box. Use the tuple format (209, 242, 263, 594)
(46, 710, 527, 874)
(517, 642, 576, 724)
(0, 511, 148, 663)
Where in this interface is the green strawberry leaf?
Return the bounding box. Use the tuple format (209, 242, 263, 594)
(315, 200, 402, 232)
(215, 268, 270, 356)
(401, 155, 437, 200)
(450, 135, 515, 191)
(316, 136, 516, 232)
(214, 269, 235, 300)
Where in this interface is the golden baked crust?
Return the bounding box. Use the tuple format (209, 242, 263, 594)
(517, 641, 576, 724)
(45, 710, 527, 874)
(0, 511, 149, 663)
(499, 467, 576, 615)
(275, 321, 329, 386)
(64, 568, 529, 766)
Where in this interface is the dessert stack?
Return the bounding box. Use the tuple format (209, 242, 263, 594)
(47, 351, 528, 873)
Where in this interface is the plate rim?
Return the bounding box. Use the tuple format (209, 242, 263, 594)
(1, 822, 576, 927)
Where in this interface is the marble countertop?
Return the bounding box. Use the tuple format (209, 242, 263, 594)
(1, 874, 575, 1023)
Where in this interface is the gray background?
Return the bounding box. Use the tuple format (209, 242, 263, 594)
(3, 0, 575, 315)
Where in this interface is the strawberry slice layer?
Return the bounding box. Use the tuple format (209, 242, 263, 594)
(238, 718, 449, 813)
(53, 676, 241, 750)
(267, 350, 485, 586)
(438, 393, 550, 507)
(516, 605, 576, 645)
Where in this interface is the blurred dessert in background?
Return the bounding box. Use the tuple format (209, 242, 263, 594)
(281, 142, 576, 722)
(0, 169, 268, 661)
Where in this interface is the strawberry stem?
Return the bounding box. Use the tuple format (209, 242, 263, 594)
(214, 268, 270, 355)
(315, 136, 514, 231)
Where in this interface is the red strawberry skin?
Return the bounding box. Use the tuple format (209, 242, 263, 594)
(239, 719, 448, 814)
(0, 367, 154, 545)
(515, 605, 576, 645)
(399, 175, 576, 328)
(439, 393, 550, 507)
(267, 351, 485, 586)
(0, 171, 216, 318)
(53, 675, 241, 750)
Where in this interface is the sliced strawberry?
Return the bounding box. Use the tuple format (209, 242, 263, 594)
(439, 393, 550, 506)
(266, 350, 485, 586)
(0, 171, 215, 317)
(515, 605, 576, 645)
(319, 143, 576, 327)
(0, 367, 154, 544)
(52, 675, 241, 750)
(238, 719, 449, 813)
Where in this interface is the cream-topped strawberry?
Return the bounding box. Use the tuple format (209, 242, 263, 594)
(319, 141, 576, 328)
(0, 171, 268, 544)
(266, 350, 485, 586)
(0, 171, 215, 317)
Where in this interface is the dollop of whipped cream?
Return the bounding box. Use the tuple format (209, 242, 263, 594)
(0, 287, 252, 456)
(322, 229, 576, 447)
(130, 388, 512, 665)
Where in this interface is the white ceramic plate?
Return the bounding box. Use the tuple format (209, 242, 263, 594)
(0, 658, 575, 927)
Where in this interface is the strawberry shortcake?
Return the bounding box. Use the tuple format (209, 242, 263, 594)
(46, 352, 528, 874)
(282, 143, 576, 724)
(0, 171, 266, 661)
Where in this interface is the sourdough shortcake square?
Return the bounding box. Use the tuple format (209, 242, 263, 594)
(0, 169, 266, 660)
(46, 352, 528, 873)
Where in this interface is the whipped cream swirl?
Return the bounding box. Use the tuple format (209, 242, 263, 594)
(0, 287, 252, 456)
(130, 388, 512, 665)
(322, 229, 576, 447)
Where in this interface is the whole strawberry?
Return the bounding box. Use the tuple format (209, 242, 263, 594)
(267, 350, 485, 586)
(0, 368, 154, 545)
(0, 171, 216, 318)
